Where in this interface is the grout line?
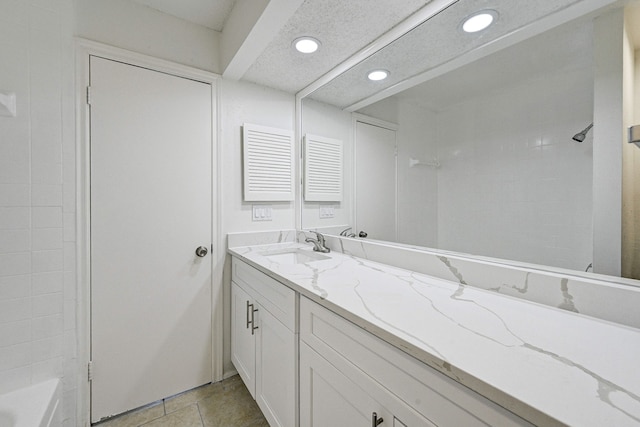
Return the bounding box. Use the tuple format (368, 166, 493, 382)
(196, 401, 205, 427)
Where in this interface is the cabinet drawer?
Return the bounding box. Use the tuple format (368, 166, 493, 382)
(232, 257, 296, 331)
(300, 297, 532, 427)
(300, 341, 435, 427)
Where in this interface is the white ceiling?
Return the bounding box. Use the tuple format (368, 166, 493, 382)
(309, 0, 586, 108)
(126, 0, 639, 99)
(131, 0, 236, 31)
(394, 18, 594, 112)
(240, 0, 431, 93)
(128, 0, 435, 92)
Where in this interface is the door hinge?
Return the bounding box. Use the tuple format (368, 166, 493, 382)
(88, 361, 93, 381)
(86, 86, 92, 105)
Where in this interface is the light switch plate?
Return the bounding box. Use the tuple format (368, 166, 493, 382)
(252, 204, 273, 221)
(319, 205, 335, 219)
(0, 92, 16, 117)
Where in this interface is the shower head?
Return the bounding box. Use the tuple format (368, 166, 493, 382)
(572, 123, 593, 142)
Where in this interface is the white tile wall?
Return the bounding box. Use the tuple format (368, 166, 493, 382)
(435, 67, 593, 271)
(376, 65, 594, 271)
(0, 1, 76, 425)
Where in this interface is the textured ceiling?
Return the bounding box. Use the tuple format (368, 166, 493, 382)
(309, 0, 584, 108)
(131, 0, 236, 31)
(394, 17, 593, 112)
(240, 0, 432, 93)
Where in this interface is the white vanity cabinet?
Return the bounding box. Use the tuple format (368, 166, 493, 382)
(231, 258, 297, 427)
(299, 297, 532, 427)
(300, 341, 429, 427)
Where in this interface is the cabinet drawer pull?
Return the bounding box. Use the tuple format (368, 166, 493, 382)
(246, 301, 252, 329)
(251, 306, 259, 335)
(372, 412, 383, 426)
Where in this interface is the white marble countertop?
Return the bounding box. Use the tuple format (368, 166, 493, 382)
(228, 242, 640, 426)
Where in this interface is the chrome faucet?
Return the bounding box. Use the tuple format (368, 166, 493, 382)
(339, 227, 356, 238)
(305, 231, 330, 253)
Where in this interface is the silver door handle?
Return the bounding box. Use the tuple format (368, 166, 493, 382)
(195, 246, 208, 257)
(372, 412, 383, 426)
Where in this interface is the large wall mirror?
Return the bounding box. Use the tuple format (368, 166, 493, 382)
(300, 0, 640, 279)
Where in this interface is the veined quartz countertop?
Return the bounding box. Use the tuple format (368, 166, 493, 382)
(228, 242, 640, 426)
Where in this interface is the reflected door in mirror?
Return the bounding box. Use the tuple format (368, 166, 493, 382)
(356, 121, 397, 242)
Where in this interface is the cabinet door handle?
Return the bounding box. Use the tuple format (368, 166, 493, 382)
(246, 301, 252, 329)
(251, 306, 259, 335)
(372, 412, 383, 426)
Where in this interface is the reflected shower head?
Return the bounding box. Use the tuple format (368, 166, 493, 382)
(572, 123, 593, 142)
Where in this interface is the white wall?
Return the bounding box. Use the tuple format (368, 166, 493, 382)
(396, 101, 438, 247)
(220, 79, 296, 374)
(0, 1, 77, 425)
(220, 79, 296, 234)
(74, 0, 221, 74)
(622, 10, 639, 279)
(301, 99, 352, 231)
(593, 9, 624, 276)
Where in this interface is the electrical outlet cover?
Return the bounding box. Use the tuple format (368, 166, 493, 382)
(0, 92, 16, 117)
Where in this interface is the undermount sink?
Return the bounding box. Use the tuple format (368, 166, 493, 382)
(261, 248, 329, 265)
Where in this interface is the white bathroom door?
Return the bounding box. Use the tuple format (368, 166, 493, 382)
(355, 121, 397, 241)
(89, 56, 213, 422)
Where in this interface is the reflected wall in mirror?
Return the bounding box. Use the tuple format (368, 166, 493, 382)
(301, 0, 640, 279)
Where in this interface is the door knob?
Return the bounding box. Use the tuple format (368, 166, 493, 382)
(195, 246, 208, 257)
(359, 231, 368, 238)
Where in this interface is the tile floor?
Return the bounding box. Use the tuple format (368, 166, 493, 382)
(95, 375, 269, 427)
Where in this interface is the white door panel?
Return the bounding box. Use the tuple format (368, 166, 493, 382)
(300, 342, 384, 427)
(90, 56, 213, 422)
(231, 282, 256, 398)
(256, 305, 296, 427)
(356, 121, 397, 241)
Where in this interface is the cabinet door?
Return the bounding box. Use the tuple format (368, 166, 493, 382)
(256, 304, 296, 427)
(300, 342, 390, 427)
(231, 282, 256, 398)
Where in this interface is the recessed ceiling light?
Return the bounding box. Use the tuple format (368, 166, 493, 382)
(462, 10, 498, 33)
(368, 70, 389, 81)
(293, 37, 320, 53)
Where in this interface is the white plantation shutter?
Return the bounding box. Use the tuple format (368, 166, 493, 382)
(243, 123, 295, 201)
(304, 134, 343, 202)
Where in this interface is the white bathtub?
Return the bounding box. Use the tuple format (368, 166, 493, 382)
(0, 379, 61, 427)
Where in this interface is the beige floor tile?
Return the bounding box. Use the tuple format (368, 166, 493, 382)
(94, 401, 165, 427)
(142, 404, 203, 427)
(197, 378, 267, 427)
(219, 375, 244, 392)
(243, 418, 270, 427)
(164, 382, 224, 414)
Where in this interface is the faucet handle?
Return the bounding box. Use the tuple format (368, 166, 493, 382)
(307, 231, 330, 253)
(312, 231, 325, 245)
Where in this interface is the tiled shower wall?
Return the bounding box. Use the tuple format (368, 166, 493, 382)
(358, 60, 594, 271)
(0, 0, 76, 425)
(435, 67, 594, 271)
